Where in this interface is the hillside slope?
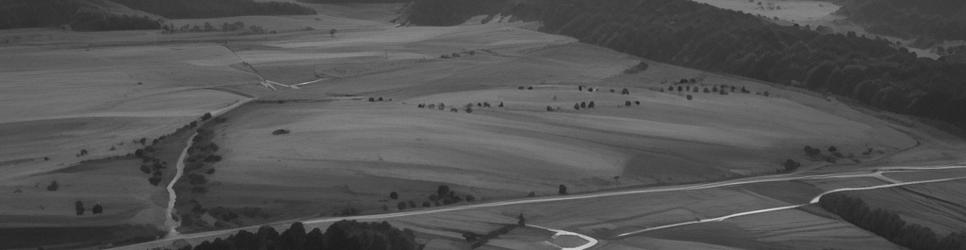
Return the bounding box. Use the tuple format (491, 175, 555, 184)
(0, 0, 160, 31)
(404, 0, 966, 131)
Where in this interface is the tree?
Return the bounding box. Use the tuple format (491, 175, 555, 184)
(75, 200, 85, 216)
(783, 159, 801, 172)
(390, 191, 398, 200)
(686, 95, 693, 100)
(580, 102, 587, 109)
(517, 213, 526, 226)
(437, 185, 450, 198)
(46, 180, 59, 191)
(558, 184, 568, 195)
(397, 202, 406, 210)
(201, 113, 212, 121)
(329, 28, 337, 38)
(588, 101, 595, 108)
(92, 203, 104, 214)
(574, 103, 581, 110)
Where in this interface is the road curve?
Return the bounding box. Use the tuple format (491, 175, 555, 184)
(116, 164, 966, 249)
(528, 224, 599, 250)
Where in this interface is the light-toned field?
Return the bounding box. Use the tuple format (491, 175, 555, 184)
(156, 6, 936, 235)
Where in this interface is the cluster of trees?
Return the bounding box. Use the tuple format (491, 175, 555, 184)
(184, 220, 418, 250)
(74, 201, 104, 216)
(393, 185, 477, 211)
(440, 50, 476, 59)
(408, 0, 966, 131)
(162, 21, 265, 34)
(819, 193, 966, 250)
(110, 0, 315, 19)
(837, 0, 966, 41)
(416, 101, 498, 113)
(183, 128, 222, 193)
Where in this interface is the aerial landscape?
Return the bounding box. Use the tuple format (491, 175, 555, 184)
(0, 0, 965, 249)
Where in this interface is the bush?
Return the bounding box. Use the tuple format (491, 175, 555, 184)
(46, 180, 59, 191)
(92, 204, 104, 214)
(390, 191, 398, 200)
(558, 184, 568, 195)
(272, 129, 291, 135)
(75, 200, 85, 216)
(783, 159, 801, 172)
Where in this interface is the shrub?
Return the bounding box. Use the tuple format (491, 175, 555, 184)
(390, 191, 398, 200)
(75, 200, 85, 216)
(92, 204, 103, 214)
(46, 180, 59, 191)
(783, 159, 802, 172)
(558, 184, 568, 195)
(272, 129, 291, 135)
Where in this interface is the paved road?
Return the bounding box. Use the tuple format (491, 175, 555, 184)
(117, 164, 966, 249)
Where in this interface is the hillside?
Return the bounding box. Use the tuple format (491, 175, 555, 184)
(0, 0, 160, 31)
(404, 0, 966, 131)
(0, 0, 315, 31)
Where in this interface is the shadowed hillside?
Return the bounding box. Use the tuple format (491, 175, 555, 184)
(0, 0, 315, 30)
(111, 0, 315, 19)
(405, 0, 966, 131)
(0, 0, 160, 31)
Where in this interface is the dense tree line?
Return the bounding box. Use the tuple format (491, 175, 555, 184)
(407, 0, 966, 131)
(111, 0, 316, 19)
(819, 193, 966, 250)
(297, 0, 409, 3)
(185, 220, 418, 250)
(835, 0, 966, 41)
(0, 0, 158, 31)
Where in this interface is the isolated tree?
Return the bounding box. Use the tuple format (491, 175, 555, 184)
(558, 184, 568, 195)
(686, 95, 693, 100)
(201, 113, 212, 121)
(517, 213, 526, 226)
(75, 200, 85, 216)
(390, 192, 399, 200)
(498, 102, 504, 108)
(574, 103, 581, 110)
(436, 185, 450, 198)
(578, 86, 583, 91)
(588, 101, 595, 108)
(527, 191, 535, 197)
(92, 203, 104, 214)
(46, 180, 59, 191)
(397, 202, 406, 210)
(783, 159, 801, 172)
(580, 102, 587, 109)
(625, 101, 632, 107)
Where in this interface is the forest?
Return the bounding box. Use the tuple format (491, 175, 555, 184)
(834, 0, 966, 41)
(407, 0, 966, 131)
(184, 220, 418, 250)
(819, 193, 966, 250)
